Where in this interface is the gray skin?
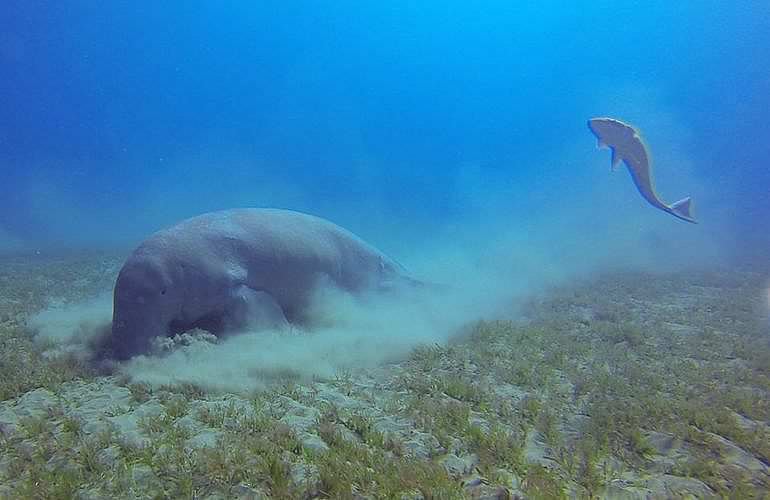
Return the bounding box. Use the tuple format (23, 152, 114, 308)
(111, 208, 416, 360)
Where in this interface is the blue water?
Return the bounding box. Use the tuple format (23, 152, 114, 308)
(1, 1, 768, 265)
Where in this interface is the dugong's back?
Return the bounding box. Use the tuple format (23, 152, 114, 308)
(127, 208, 407, 320)
(152, 208, 404, 286)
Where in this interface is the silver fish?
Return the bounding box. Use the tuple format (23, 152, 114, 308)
(588, 117, 697, 224)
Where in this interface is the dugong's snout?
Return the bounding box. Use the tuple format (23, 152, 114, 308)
(110, 309, 166, 360)
(111, 255, 182, 360)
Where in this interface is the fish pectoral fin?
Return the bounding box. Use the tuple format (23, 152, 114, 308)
(611, 148, 622, 171)
(225, 286, 289, 331)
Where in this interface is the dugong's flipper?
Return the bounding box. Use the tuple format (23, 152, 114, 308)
(225, 286, 290, 332)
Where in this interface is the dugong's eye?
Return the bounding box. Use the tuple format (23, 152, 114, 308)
(160, 289, 166, 296)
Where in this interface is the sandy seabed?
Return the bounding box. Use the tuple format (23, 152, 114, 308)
(0, 252, 768, 498)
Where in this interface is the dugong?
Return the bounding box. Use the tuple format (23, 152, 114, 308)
(111, 208, 417, 360)
(587, 117, 697, 224)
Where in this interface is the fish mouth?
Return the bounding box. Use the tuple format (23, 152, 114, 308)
(586, 119, 599, 136)
(587, 118, 604, 133)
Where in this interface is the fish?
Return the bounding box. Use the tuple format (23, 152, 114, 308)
(587, 117, 697, 224)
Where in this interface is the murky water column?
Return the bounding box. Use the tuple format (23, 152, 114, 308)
(764, 282, 770, 325)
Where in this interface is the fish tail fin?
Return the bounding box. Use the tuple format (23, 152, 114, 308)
(670, 197, 697, 223)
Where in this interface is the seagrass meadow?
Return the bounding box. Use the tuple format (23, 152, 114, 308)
(0, 253, 768, 499)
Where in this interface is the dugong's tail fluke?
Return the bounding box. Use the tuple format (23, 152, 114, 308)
(669, 197, 697, 224)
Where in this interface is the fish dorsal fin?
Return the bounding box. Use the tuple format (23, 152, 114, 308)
(611, 147, 622, 171)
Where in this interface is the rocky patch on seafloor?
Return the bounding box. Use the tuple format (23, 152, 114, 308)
(0, 255, 769, 498)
